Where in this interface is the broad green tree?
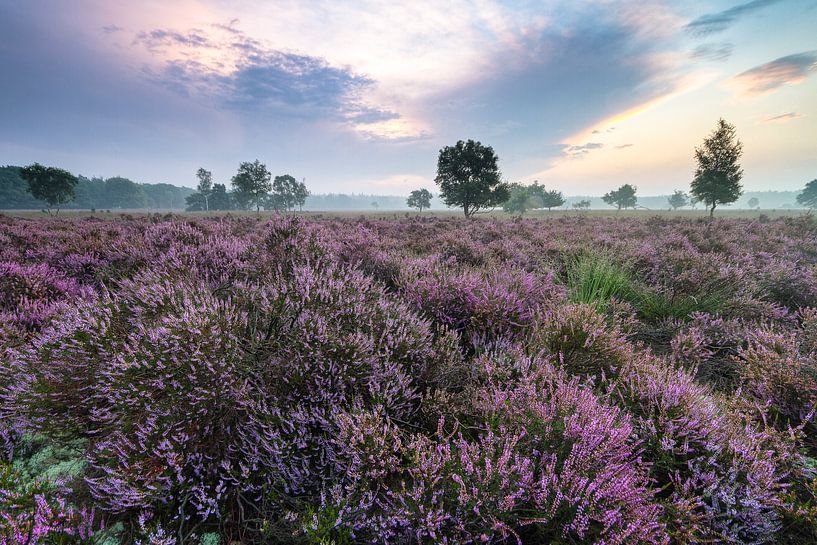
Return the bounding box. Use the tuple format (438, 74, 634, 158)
(668, 190, 688, 210)
(541, 189, 566, 211)
(20, 163, 78, 215)
(407, 188, 432, 211)
(435, 139, 509, 217)
(231, 160, 272, 212)
(602, 184, 637, 210)
(691, 119, 743, 218)
(796, 179, 817, 209)
(272, 174, 299, 212)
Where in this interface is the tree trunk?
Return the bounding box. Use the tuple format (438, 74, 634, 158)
(709, 204, 715, 218)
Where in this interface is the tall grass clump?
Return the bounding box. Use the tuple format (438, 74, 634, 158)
(564, 251, 635, 311)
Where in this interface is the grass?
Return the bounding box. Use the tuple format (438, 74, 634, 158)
(565, 252, 635, 311)
(564, 251, 735, 322)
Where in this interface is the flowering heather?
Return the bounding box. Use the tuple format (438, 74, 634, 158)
(1, 214, 816, 544)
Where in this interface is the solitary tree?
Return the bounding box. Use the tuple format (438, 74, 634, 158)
(602, 184, 638, 210)
(691, 119, 743, 218)
(407, 188, 432, 212)
(20, 163, 78, 215)
(797, 179, 817, 209)
(747, 197, 760, 209)
(435, 139, 510, 217)
(668, 190, 689, 210)
(271, 174, 299, 212)
(573, 200, 591, 211)
(196, 168, 213, 211)
(541, 189, 566, 211)
(231, 160, 272, 212)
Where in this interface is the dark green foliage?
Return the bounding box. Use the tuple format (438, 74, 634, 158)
(602, 184, 637, 210)
(797, 179, 817, 209)
(406, 188, 432, 211)
(269, 174, 309, 212)
(20, 163, 78, 214)
(231, 160, 272, 211)
(691, 119, 743, 218)
(435, 139, 509, 217)
(103, 177, 147, 209)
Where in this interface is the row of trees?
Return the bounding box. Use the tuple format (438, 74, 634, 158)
(185, 161, 310, 213)
(10, 165, 193, 214)
(427, 119, 815, 218)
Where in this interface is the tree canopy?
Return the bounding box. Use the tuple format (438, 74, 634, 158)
(797, 179, 817, 209)
(602, 184, 638, 210)
(231, 160, 272, 212)
(407, 188, 432, 211)
(435, 139, 509, 217)
(691, 119, 743, 218)
(19, 163, 78, 214)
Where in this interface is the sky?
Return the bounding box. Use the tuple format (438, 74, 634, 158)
(1, 0, 816, 195)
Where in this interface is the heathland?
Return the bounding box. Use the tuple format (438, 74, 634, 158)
(1, 213, 816, 544)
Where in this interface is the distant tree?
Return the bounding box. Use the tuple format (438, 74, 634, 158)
(185, 192, 206, 212)
(668, 190, 688, 210)
(371, 201, 379, 209)
(747, 197, 760, 209)
(691, 118, 743, 218)
(271, 174, 299, 212)
(602, 184, 637, 210)
(541, 189, 566, 211)
(209, 183, 233, 210)
(796, 179, 817, 209)
(231, 160, 271, 212)
(689, 196, 700, 210)
(407, 188, 432, 212)
(104, 177, 147, 209)
(294, 178, 310, 212)
(435, 139, 510, 217)
(573, 199, 591, 211)
(196, 168, 213, 211)
(19, 163, 78, 215)
(503, 183, 533, 216)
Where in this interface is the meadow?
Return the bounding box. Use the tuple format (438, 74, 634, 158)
(1, 212, 816, 545)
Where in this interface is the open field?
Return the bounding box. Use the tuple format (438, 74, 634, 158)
(2, 214, 817, 544)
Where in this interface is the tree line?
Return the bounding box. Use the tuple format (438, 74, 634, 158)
(423, 119, 817, 217)
(6, 119, 817, 215)
(0, 166, 193, 213)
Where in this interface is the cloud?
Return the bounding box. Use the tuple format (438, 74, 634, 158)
(686, 0, 782, 36)
(615, 143, 634, 149)
(731, 51, 817, 96)
(691, 43, 733, 61)
(135, 29, 213, 51)
(564, 142, 603, 157)
(101, 24, 123, 34)
(763, 112, 802, 123)
(133, 23, 380, 123)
